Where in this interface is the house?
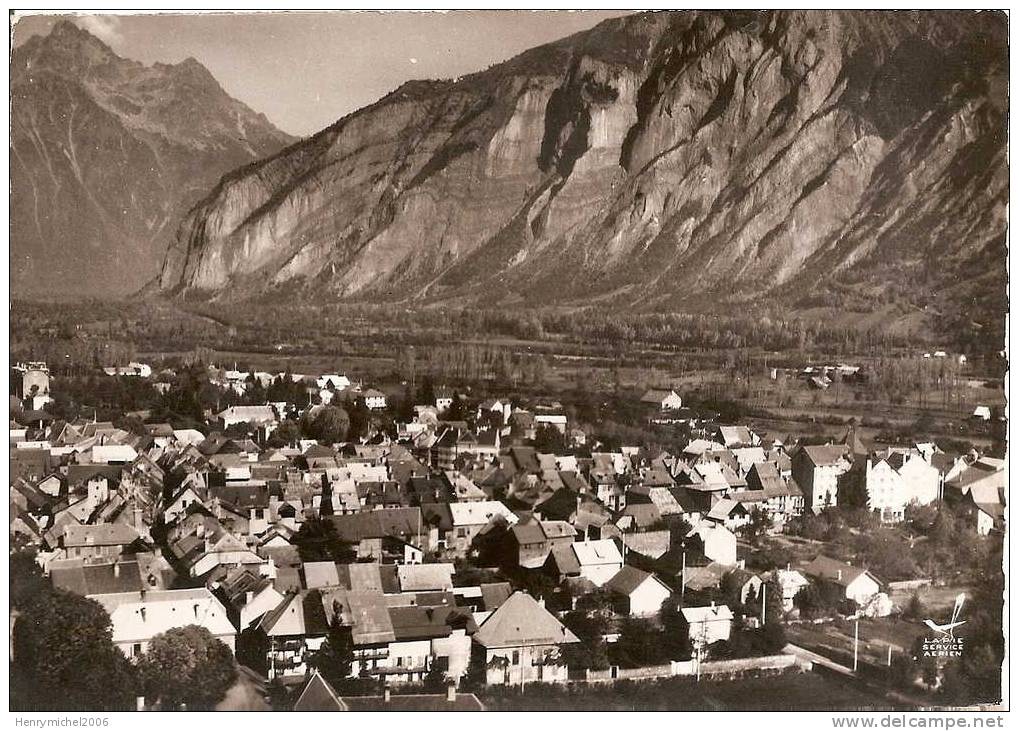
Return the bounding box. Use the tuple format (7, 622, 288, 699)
(681, 603, 734, 647)
(972, 405, 992, 421)
(685, 521, 737, 566)
(510, 519, 577, 569)
(293, 670, 349, 711)
(216, 567, 287, 631)
(863, 452, 940, 522)
(316, 374, 351, 391)
(966, 478, 1005, 536)
(218, 405, 278, 431)
(723, 568, 763, 605)
(534, 414, 567, 433)
(328, 508, 427, 561)
(434, 389, 454, 413)
(713, 426, 760, 449)
(705, 498, 751, 530)
(791, 445, 852, 512)
(548, 538, 623, 587)
(92, 588, 236, 659)
(259, 591, 330, 680)
(640, 389, 683, 411)
(50, 558, 149, 596)
(448, 501, 519, 556)
(604, 566, 671, 617)
(61, 524, 141, 561)
(803, 555, 881, 606)
(736, 462, 804, 519)
(766, 568, 811, 611)
(91, 444, 139, 465)
(472, 592, 579, 686)
(364, 389, 388, 410)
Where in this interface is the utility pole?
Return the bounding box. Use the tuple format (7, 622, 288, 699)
(760, 583, 766, 626)
(680, 548, 687, 607)
(853, 619, 859, 673)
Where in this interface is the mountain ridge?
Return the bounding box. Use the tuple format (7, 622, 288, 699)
(152, 11, 1005, 340)
(11, 20, 297, 298)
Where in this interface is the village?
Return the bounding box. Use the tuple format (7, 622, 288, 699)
(8, 350, 1005, 712)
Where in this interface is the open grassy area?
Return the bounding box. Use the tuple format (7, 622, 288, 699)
(479, 671, 910, 711)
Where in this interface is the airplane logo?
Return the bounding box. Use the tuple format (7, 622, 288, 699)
(923, 593, 967, 638)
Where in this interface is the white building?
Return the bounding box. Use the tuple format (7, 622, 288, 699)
(681, 603, 733, 646)
(604, 566, 671, 616)
(92, 588, 236, 659)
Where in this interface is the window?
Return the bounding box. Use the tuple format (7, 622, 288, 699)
(457, 527, 467, 538)
(254, 509, 265, 520)
(132, 643, 142, 657)
(512, 650, 520, 666)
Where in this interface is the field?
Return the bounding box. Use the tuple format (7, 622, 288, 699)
(479, 671, 912, 711)
(10, 297, 1005, 456)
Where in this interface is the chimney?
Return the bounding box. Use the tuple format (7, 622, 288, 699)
(114, 562, 121, 578)
(446, 682, 456, 703)
(245, 591, 254, 605)
(836, 570, 843, 581)
(383, 685, 391, 703)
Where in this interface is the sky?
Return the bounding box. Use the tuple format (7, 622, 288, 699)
(12, 10, 631, 137)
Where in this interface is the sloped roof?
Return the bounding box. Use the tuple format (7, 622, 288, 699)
(804, 555, 878, 588)
(62, 523, 139, 548)
(293, 670, 349, 711)
(604, 566, 658, 596)
(801, 445, 851, 468)
(479, 582, 513, 611)
(682, 603, 734, 623)
(449, 501, 517, 527)
(397, 563, 455, 593)
(328, 508, 422, 542)
(50, 559, 144, 596)
(304, 561, 342, 589)
(473, 592, 579, 648)
(572, 539, 623, 567)
(320, 589, 395, 645)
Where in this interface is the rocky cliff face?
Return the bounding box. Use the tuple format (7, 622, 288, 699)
(160, 11, 1006, 323)
(11, 21, 296, 297)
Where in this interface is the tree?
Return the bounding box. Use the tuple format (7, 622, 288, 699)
(905, 593, 925, 620)
(534, 424, 567, 453)
(266, 418, 301, 448)
(793, 582, 844, 619)
(302, 405, 350, 444)
(309, 623, 354, 686)
(138, 625, 236, 710)
(613, 617, 669, 668)
(12, 584, 138, 711)
(294, 515, 356, 563)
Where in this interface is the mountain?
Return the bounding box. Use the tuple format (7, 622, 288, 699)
(11, 20, 296, 298)
(158, 10, 1006, 336)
